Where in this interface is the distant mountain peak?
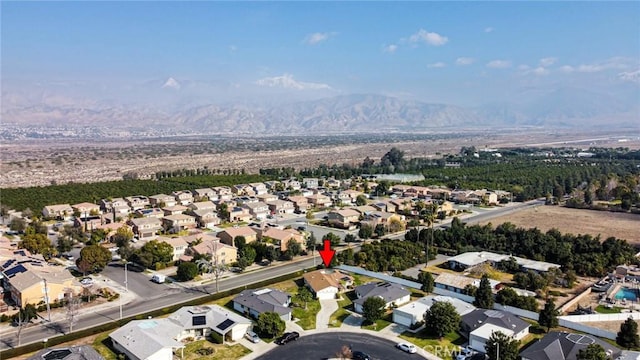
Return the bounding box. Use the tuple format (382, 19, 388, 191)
(162, 77, 181, 90)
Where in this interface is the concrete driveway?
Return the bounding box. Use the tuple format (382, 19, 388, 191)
(317, 299, 339, 329)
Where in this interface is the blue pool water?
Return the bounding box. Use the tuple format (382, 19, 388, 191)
(615, 287, 638, 301)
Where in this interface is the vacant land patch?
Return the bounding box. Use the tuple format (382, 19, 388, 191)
(479, 206, 640, 244)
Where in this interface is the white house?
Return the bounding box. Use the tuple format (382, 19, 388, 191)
(393, 295, 476, 327)
(353, 282, 411, 314)
(303, 269, 354, 300)
(461, 309, 530, 353)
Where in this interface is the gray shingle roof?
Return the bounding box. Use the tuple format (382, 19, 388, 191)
(519, 331, 622, 360)
(27, 345, 104, 360)
(233, 288, 291, 316)
(353, 282, 411, 306)
(461, 309, 530, 335)
(110, 319, 184, 360)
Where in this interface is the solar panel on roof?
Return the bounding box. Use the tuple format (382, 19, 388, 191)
(192, 315, 207, 326)
(5, 264, 27, 277)
(2, 259, 15, 268)
(43, 349, 72, 360)
(216, 319, 235, 331)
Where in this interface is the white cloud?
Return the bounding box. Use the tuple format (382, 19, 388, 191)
(427, 62, 446, 68)
(303, 32, 336, 45)
(383, 44, 398, 53)
(408, 29, 448, 46)
(484, 27, 494, 33)
(255, 73, 331, 90)
(486, 60, 512, 69)
(531, 67, 550, 76)
(561, 57, 634, 73)
(455, 57, 475, 66)
(618, 70, 640, 83)
(518, 64, 531, 71)
(560, 65, 575, 73)
(539, 57, 557, 67)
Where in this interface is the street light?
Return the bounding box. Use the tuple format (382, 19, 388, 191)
(43, 338, 48, 350)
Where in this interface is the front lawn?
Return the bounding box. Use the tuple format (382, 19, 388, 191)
(361, 313, 392, 331)
(183, 339, 251, 360)
(329, 292, 355, 327)
(292, 299, 321, 330)
(399, 330, 465, 359)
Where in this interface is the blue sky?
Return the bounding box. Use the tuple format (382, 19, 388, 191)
(2, 1, 639, 106)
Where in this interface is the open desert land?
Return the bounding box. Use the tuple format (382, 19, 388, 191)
(479, 206, 640, 245)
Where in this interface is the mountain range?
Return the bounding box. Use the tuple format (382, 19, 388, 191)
(2, 87, 638, 134)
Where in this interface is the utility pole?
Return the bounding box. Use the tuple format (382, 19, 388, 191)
(124, 262, 128, 292)
(43, 279, 51, 322)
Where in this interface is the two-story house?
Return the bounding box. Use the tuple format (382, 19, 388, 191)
(266, 200, 295, 215)
(212, 186, 233, 200)
(242, 202, 269, 220)
(162, 214, 196, 233)
(71, 202, 101, 216)
(42, 204, 74, 220)
(190, 209, 221, 229)
(249, 182, 268, 196)
(218, 227, 258, 246)
(125, 196, 150, 211)
(101, 198, 131, 215)
(162, 205, 188, 216)
(193, 188, 217, 201)
(149, 194, 177, 208)
(130, 217, 162, 240)
(158, 236, 189, 261)
(327, 209, 360, 229)
(190, 240, 238, 265)
(228, 207, 252, 223)
(282, 179, 301, 191)
(188, 201, 217, 212)
(303, 178, 319, 189)
(286, 196, 311, 214)
(306, 194, 332, 209)
(172, 191, 194, 206)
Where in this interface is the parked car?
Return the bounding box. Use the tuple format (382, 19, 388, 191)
(456, 346, 477, 360)
(245, 330, 260, 343)
(80, 277, 93, 286)
(396, 342, 417, 354)
(151, 274, 166, 283)
(276, 331, 299, 345)
(352, 351, 371, 360)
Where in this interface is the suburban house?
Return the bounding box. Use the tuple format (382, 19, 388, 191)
(428, 187, 452, 200)
(101, 198, 130, 215)
(353, 282, 411, 314)
(326, 178, 341, 189)
(188, 201, 216, 212)
(74, 215, 103, 231)
(158, 236, 189, 261)
(110, 305, 251, 360)
(218, 227, 258, 246)
(327, 209, 360, 229)
(353, 205, 377, 215)
(303, 269, 354, 300)
(249, 182, 268, 195)
(303, 178, 319, 188)
(260, 227, 305, 252)
(27, 345, 104, 360)
(212, 186, 233, 200)
(190, 240, 238, 265)
(389, 198, 413, 213)
(263, 181, 281, 190)
(72, 202, 101, 215)
(306, 194, 332, 208)
(129, 217, 162, 240)
(125, 196, 150, 211)
(190, 210, 221, 229)
(332, 191, 352, 206)
(460, 309, 530, 353)
(447, 251, 560, 273)
(172, 191, 194, 206)
(232, 184, 255, 196)
(257, 193, 278, 203)
(360, 211, 405, 230)
(135, 208, 164, 218)
(266, 200, 295, 215)
(162, 205, 188, 216)
(228, 207, 252, 223)
(519, 331, 622, 360)
(232, 288, 292, 321)
(282, 179, 301, 191)
(42, 204, 74, 220)
(286, 196, 310, 213)
(149, 194, 177, 208)
(434, 273, 501, 295)
(341, 189, 364, 203)
(1, 249, 81, 307)
(193, 188, 216, 201)
(162, 214, 196, 233)
(392, 295, 476, 327)
(242, 201, 270, 220)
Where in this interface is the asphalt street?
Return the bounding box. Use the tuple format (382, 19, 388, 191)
(254, 332, 425, 360)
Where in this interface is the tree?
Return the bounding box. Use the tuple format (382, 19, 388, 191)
(344, 234, 357, 243)
(474, 274, 494, 309)
(539, 298, 559, 332)
(139, 240, 173, 267)
(388, 217, 405, 233)
(418, 271, 434, 293)
(323, 232, 341, 247)
(176, 262, 199, 281)
(285, 239, 302, 258)
(355, 194, 368, 206)
(65, 292, 82, 333)
(77, 245, 112, 273)
(20, 233, 56, 258)
(294, 286, 313, 310)
(485, 330, 520, 360)
(56, 235, 74, 254)
(197, 251, 228, 292)
(307, 232, 317, 252)
(255, 312, 285, 338)
(423, 301, 460, 338)
(234, 236, 247, 250)
(9, 218, 26, 233)
(113, 225, 133, 246)
(358, 224, 373, 239)
(577, 343, 608, 360)
(362, 296, 386, 324)
(617, 317, 640, 349)
(237, 246, 257, 270)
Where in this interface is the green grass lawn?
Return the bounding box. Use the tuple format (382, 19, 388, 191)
(92, 332, 118, 360)
(596, 305, 623, 314)
(399, 330, 465, 359)
(361, 313, 392, 332)
(292, 299, 321, 330)
(183, 339, 251, 360)
(329, 292, 355, 327)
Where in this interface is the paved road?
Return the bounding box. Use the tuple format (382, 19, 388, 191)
(254, 332, 425, 360)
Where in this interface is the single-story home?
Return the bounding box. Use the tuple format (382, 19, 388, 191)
(434, 273, 501, 294)
(353, 282, 411, 314)
(461, 309, 530, 353)
(447, 251, 560, 273)
(27, 345, 104, 360)
(392, 295, 476, 327)
(303, 269, 354, 300)
(520, 331, 622, 360)
(232, 288, 292, 321)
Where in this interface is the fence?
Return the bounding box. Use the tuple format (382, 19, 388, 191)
(336, 265, 422, 289)
(559, 312, 640, 322)
(558, 319, 617, 340)
(559, 287, 591, 313)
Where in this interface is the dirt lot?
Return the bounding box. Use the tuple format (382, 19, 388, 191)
(479, 206, 640, 244)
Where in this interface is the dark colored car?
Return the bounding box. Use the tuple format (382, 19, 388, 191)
(276, 331, 300, 345)
(352, 351, 371, 360)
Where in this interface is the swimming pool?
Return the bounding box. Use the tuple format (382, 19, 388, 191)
(614, 287, 638, 301)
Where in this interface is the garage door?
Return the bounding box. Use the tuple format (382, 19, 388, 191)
(393, 311, 413, 327)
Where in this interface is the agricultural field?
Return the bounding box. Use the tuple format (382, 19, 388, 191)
(479, 206, 640, 245)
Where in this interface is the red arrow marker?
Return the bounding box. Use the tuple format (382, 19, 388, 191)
(318, 239, 336, 267)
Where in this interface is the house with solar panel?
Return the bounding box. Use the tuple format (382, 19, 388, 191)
(1, 249, 81, 307)
(110, 305, 251, 360)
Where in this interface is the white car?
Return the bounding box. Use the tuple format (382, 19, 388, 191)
(245, 330, 260, 343)
(456, 347, 476, 360)
(80, 277, 93, 286)
(396, 342, 417, 354)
